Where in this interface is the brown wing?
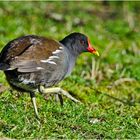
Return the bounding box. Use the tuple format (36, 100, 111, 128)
(0, 35, 62, 72)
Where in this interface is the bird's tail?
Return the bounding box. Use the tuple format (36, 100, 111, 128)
(0, 62, 10, 71)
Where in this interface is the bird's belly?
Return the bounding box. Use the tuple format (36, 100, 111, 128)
(4, 69, 65, 92)
(42, 70, 65, 88)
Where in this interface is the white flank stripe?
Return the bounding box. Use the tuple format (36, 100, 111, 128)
(41, 48, 62, 65)
(59, 46, 63, 50)
(47, 61, 57, 65)
(52, 49, 62, 54)
(41, 56, 59, 63)
(49, 56, 59, 59)
(40, 60, 48, 63)
(36, 67, 44, 70)
(40, 59, 57, 65)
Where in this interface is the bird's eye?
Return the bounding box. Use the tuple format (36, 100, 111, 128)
(80, 40, 85, 45)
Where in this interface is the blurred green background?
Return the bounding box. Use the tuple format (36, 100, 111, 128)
(0, 1, 140, 139)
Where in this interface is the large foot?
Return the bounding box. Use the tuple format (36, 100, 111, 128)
(39, 86, 80, 104)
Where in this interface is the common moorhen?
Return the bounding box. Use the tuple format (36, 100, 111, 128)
(0, 32, 99, 118)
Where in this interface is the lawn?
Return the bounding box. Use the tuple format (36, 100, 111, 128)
(0, 1, 140, 139)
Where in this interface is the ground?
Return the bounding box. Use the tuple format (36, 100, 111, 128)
(0, 1, 140, 139)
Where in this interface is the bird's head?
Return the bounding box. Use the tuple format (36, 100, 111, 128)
(60, 32, 99, 56)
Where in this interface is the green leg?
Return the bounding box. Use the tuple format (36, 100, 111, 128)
(30, 92, 39, 119)
(39, 86, 80, 103)
(55, 94, 64, 106)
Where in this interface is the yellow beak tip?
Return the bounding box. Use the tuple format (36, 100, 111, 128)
(95, 51, 100, 56)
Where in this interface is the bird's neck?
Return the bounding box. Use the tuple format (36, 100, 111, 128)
(60, 39, 81, 57)
(59, 39, 81, 77)
(65, 53, 76, 77)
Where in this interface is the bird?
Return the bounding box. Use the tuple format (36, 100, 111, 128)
(0, 32, 99, 119)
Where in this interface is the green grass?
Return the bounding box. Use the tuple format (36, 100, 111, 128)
(0, 1, 140, 139)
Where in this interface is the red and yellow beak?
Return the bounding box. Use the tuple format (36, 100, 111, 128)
(87, 39, 99, 56)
